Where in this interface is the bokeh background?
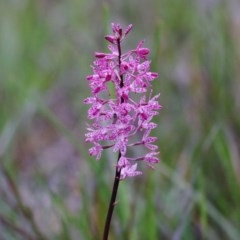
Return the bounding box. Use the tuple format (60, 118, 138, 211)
(1, 0, 240, 239)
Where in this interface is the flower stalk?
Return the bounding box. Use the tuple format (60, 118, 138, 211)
(102, 153, 121, 240)
(103, 34, 124, 240)
(84, 23, 161, 239)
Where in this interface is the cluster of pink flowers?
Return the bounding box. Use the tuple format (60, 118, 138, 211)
(84, 23, 161, 179)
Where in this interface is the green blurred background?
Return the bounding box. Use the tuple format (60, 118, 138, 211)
(0, 0, 240, 239)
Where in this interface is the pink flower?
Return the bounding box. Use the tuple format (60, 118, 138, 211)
(89, 143, 103, 160)
(84, 23, 161, 179)
(117, 157, 142, 179)
(144, 152, 160, 168)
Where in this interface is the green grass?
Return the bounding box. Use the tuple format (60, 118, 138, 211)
(0, 0, 240, 239)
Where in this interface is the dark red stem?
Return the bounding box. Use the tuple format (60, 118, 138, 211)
(102, 153, 121, 240)
(117, 39, 124, 90)
(102, 38, 123, 240)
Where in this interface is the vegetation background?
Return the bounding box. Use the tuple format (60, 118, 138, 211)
(0, 0, 240, 239)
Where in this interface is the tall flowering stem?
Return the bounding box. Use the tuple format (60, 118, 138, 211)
(103, 152, 121, 240)
(84, 23, 161, 239)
